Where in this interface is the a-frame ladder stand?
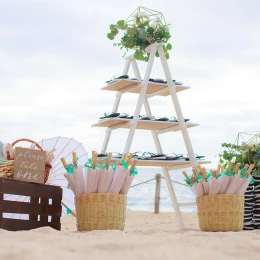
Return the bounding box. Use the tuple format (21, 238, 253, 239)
(101, 43, 199, 229)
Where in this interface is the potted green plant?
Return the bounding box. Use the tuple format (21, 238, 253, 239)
(107, 6, 172, 61)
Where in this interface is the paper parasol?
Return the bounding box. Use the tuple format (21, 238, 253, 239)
(208, 165, 222, 195)
(235, 164, 254, 194)
(108, 154, 129, 193)
(225, 163, 243, 194)
(218, 162, 233, 194)
(37, 136, 88, 217)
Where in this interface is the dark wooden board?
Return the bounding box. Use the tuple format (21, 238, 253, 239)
(0, 178, 62, 199)
(1, 218, 61, 231)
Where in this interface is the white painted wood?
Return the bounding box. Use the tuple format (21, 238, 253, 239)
(95, 42, 210, 229)
(162, 166, 185, 229)
(158, 45, 198, 167)
(123, 45, 157, 154)
(101, 128, 112, 153)
(102, 80, 189, 96)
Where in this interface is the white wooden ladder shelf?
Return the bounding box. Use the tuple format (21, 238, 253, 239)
(92, 43, 210, 229)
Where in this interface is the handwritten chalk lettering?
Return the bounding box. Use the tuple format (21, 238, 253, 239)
(20, 161, 39, 171)
(16, 151, 45, 161)
(14, 147, 46, 184)
(16, 170, 41, 180)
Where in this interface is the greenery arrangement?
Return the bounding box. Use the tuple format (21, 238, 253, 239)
(107, 10, 172, 61)
(219, 141, 260, 176)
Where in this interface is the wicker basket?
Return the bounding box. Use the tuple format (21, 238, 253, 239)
(0, 138, 52, 184)
(75, 193, 127, 231)
(196, 194, 244, 232)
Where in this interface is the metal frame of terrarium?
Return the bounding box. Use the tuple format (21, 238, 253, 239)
(125, 6, 167, 25)
(234, 131, 260, 146)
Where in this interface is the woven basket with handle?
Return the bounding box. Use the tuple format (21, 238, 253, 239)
(0, 138, 52, 184)
(75, 193, 127, 231)
(196, 194, 244, 232)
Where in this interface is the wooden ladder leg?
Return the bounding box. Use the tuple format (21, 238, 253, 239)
(162, 167, 185, 229)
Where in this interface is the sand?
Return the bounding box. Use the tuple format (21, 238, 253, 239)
(0, 211, 259, 260)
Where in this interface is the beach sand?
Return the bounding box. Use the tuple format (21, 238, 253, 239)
(0, 211, 259, 260)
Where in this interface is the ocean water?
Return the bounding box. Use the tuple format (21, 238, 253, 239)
(126, 167, 197, 212)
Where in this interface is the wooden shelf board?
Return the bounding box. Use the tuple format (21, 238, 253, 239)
(102, 79, 190, 96)
(92, 118, 198, 131)
(97, 158, 211, 168)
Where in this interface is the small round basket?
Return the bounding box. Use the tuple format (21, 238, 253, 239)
(0, 138, 52, 184)
(75, 193, 127, 231)
(196, 194, 244, 232)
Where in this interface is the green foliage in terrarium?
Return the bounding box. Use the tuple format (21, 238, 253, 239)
(219, 140, 260, 176)
(107, 7, 172, 61)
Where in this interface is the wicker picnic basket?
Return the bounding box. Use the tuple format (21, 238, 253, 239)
(0, 138, 52, 184)
(75, 193, 127, 231)
(196, 194, 244, 232)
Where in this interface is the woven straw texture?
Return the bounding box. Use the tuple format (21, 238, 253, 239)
(196, 194, 244, 232)
(75, 193, 127, 231)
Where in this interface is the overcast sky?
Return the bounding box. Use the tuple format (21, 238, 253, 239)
(0, 0, 260, 166)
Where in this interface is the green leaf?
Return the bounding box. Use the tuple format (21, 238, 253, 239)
(134, 50, 140, 60)
(111, 30, 118, 36)
(165, 52, 170, 59)
(110, 24, 116, 31)
(166, 43, 172, 50)
(117, 20, 125, 27)
(107, 33, 114, 40)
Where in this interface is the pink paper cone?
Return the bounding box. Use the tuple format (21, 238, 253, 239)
(74, 166, 85, 196)
(106, 169, 114, 192)
(235, 177, 252, 194)
(92, 168, 102, 193)
(64, 173, 76, 196)
(98, 169, 110, 193)
(191, 182, 204, 196)
(108, 166, 128, 193)
(201, 181, 209, 195)
(209, 178, 222, 195)
(225, 175, 244, 194)
(218, 175, 232, 194)
(120, 175, 135, 195)
(86, 168, 95, 193)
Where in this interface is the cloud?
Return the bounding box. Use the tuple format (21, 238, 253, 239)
(0, 0, 260, 167)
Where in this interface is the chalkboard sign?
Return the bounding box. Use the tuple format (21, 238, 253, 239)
(13, 147, 46, 184)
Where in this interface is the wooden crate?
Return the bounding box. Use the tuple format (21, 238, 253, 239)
(0, 178, 62, 231)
